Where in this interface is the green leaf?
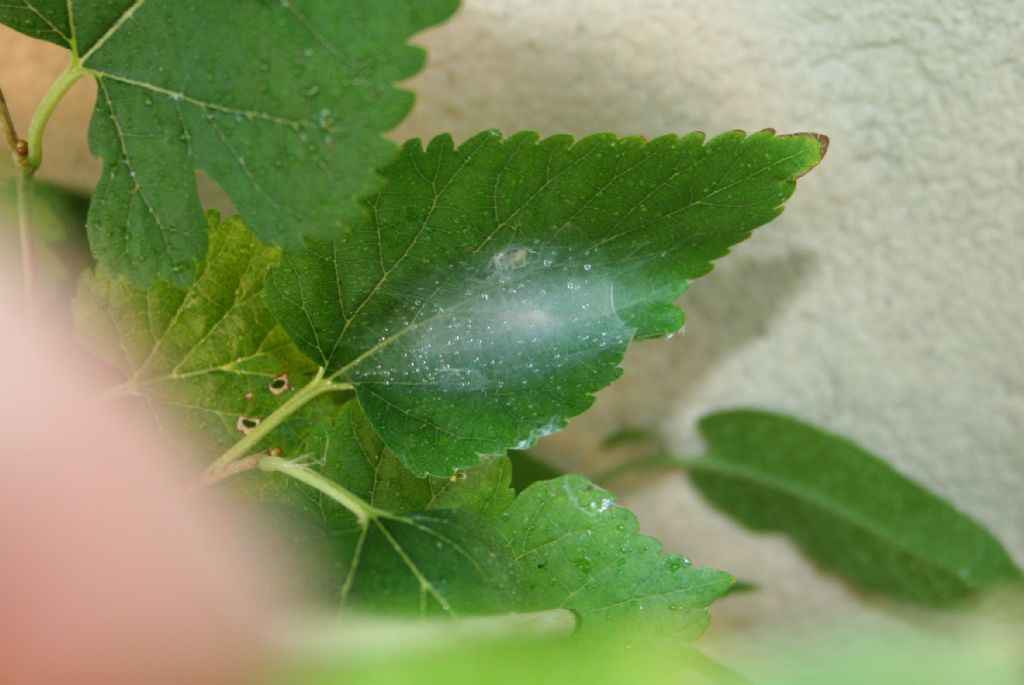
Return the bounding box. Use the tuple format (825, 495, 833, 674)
(73, 213, 325, 462)
(266, 408, 728, 636)
(302, 401, 515, 517)
(0, 0, 75, 46)
(692, 410, 1023, 605)
(329, 509, 514, 617)
(261, 401, 516, 611)
(267, 129, 827, 476)
(0, 0, 458, 285)
(495, 475, 733, 644)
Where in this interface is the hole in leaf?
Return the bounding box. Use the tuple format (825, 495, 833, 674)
(269, 373, 290, 395)
(236, 416, 261, 434)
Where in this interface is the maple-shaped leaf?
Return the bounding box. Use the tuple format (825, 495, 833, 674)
(258, 401, 516, 613)
(74, 213, 327, 462)
(267, 129, 827, 476)
(0, 0, 458, 284)
(264, 405, 727, 641)
(496, 476, 732, 644)
(283, 401, 515, 518)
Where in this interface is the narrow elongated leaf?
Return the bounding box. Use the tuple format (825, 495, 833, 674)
(74, 213, 325, 462)
(693, 410, 1023, 605)
(268, 129, 827, 476)
(0, 0, 458, 285)
(495, 475, 733, 643)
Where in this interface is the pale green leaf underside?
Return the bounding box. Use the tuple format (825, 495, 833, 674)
(291, 401, 515, 519)
(496, 476, 732, 644)
(267, 129, 827, 476)
(329, 509, 515, 617)
(269, 405, 728, 641)
(263, 402, 517, 614)
(74, 214, 323, 462)
(0, 0, 458, 285)
(693, 410, 1023, 605)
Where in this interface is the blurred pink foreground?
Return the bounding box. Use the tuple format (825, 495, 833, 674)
(0, 264, 275, 685)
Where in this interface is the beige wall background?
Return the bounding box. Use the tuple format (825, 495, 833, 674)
(2, 0, 1021, 647)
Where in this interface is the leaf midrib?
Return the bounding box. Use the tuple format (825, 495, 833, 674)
(72, 0, 373, 137)
(315, 135, 812, 377)
(86, 70, 351, 132)
(689, 457, 979, 588)
(16, 0, 70, 43)
(76, 0, 144, 63)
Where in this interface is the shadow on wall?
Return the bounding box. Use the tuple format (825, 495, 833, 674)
(394, 2, 730, 142)
(540, 248, 816, 472)
(396, 3, 822, 470)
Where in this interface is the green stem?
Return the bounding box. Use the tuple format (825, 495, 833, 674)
(26, 62, 86, 171)
(259, 455, 385, 525)
(0, 84, 24, 163)
(593, 452, 696, 486)
(190, 452, 265, 492)
(15, 168, 37, 322)
(204, 367, 350, 474)
(2, 84, 38, 318)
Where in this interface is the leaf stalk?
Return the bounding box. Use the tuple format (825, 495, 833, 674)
(26, 61, 85, 171)
(15, 167, 37, 322)
(3, 60, 86, 319)
(189, 452, 265, 492)
(2, 84, 38, 319)
(593, 452, 697, 486)
(259, 455, 385, 525)
(204, 367, 351, 474)
(0, 84, 29, 168)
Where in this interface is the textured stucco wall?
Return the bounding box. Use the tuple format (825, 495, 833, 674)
(2, 0, 1021, 644)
